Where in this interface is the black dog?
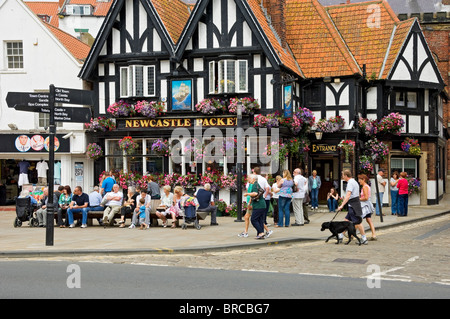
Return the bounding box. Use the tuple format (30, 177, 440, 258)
(320, 221, 362, 245)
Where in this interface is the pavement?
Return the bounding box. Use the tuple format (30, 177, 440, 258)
(1, 194, 449, 258)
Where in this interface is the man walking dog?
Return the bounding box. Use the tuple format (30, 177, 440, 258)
(337, 170, 368, 245)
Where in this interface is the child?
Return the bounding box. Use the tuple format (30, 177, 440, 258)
(138, 198, 148, 230)
(327, 187, 339, 213)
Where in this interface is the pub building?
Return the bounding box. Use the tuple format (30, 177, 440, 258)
(79, 0, 447, 206)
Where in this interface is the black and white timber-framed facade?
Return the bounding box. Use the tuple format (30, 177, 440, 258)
(79, 0, 447, 206)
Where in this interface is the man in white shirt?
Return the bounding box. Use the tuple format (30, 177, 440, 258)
(337, 170, 368, 245)
(102, 184, 123, 226)
(376, 169, 386, 216)
(292, 168, 307, 226)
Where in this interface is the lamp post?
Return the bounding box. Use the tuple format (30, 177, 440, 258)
(235, 102, 244, 222)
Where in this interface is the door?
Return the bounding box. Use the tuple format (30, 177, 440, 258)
(311, 157, 335, 203)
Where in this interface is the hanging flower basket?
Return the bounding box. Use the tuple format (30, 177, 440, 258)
(338, 140, 356, 162)
(263, 140, 289, 165)
(377, 112, 405, 136)
(151, 139, 170, 156)
(358, 118, 378, 136)
(401, 138, 421, 155)
(119, 136, 139, 155)
(359, 155, 374, 175)
(184, 138, 205, 161)
(86, 143, 103, 160)
(365, 138, 389, 163)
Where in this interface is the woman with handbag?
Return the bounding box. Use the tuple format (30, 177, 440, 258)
(240, 175, 272, 239)
(243, 174, 266, 239)
(276, 170, 294, 227)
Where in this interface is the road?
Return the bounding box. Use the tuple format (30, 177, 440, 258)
(0, 214, 449, 300)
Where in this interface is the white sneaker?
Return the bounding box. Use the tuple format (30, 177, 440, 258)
(81, 224, 87, 228)
(69, 224, 75, 228)
(265, 230, 273, 238)
(238, 232, 248, 238)
(128, 224, 136, 229)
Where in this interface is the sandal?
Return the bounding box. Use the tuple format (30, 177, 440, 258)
(171, 223, 176, 228)
(255, 235, 265, 240)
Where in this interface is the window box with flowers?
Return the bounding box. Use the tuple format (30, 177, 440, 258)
(85, 117, 116, 132)
(195, 98, 226, 114)
(228, 97, 260, 115)
(134, 100, 165, 118)
(253, 112, 280, 129)
(107, 100, 134, 117)
(316, 115, 345, 133)
(119, 136, 139, 155)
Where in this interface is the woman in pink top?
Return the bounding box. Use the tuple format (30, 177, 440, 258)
(397, 172, 409, 217)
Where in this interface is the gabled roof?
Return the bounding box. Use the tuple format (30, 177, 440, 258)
(151, 0, 192, 44)
(326, 0, 408, 80)
(286, 0, 361, 78)
(174, 0, 303, 75)
(24, 1, 60, 27)
(22, 0, 90, 64)
(245, 0, 303, 76)
(44, 22, 91, 63)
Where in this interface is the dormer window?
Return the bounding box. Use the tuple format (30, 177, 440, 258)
(66, 5, 93, 16)
(209, 59, 248, 94)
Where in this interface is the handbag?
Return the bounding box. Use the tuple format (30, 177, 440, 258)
(252, 183, 265, 202)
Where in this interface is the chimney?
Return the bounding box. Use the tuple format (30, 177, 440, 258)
(262, 0, 287, 49)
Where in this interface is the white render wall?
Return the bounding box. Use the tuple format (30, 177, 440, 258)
(0, 0, 90, 191)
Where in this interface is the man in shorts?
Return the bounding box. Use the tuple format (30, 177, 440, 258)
(337, 170, 368, 245)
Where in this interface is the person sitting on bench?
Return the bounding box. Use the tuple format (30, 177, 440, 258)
(194, 183, 218, 226)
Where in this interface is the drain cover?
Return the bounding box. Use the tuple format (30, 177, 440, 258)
(333, 258, 368, 264)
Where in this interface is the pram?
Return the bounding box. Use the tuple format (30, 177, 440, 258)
(14, 197, 38, 227)
(180, 196, 207, 230)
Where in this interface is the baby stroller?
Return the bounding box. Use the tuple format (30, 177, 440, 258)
(14, 197, 38, 227)
(180, 196, 207, 230)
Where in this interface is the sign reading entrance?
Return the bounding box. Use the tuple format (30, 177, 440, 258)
(119, 117, 238, 130)
(311, 143, 338, 154)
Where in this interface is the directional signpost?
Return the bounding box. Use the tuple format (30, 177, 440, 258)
(6, 84, 95, 246)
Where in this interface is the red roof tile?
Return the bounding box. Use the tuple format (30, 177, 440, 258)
(285, 0, 360, 78)
(25, 1, 60, 27)
(44, 22, 92, 62)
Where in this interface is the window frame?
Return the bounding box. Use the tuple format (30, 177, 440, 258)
(5, 41, 24, 70)
(119, 65, 156, 98)
(209, 59, 248, 94)
(390, 157, 418, 177)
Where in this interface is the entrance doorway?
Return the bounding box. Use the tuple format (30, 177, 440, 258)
(310, 156, 339, 203)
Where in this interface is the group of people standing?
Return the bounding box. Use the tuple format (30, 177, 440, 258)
(239, 167, 320, 240)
